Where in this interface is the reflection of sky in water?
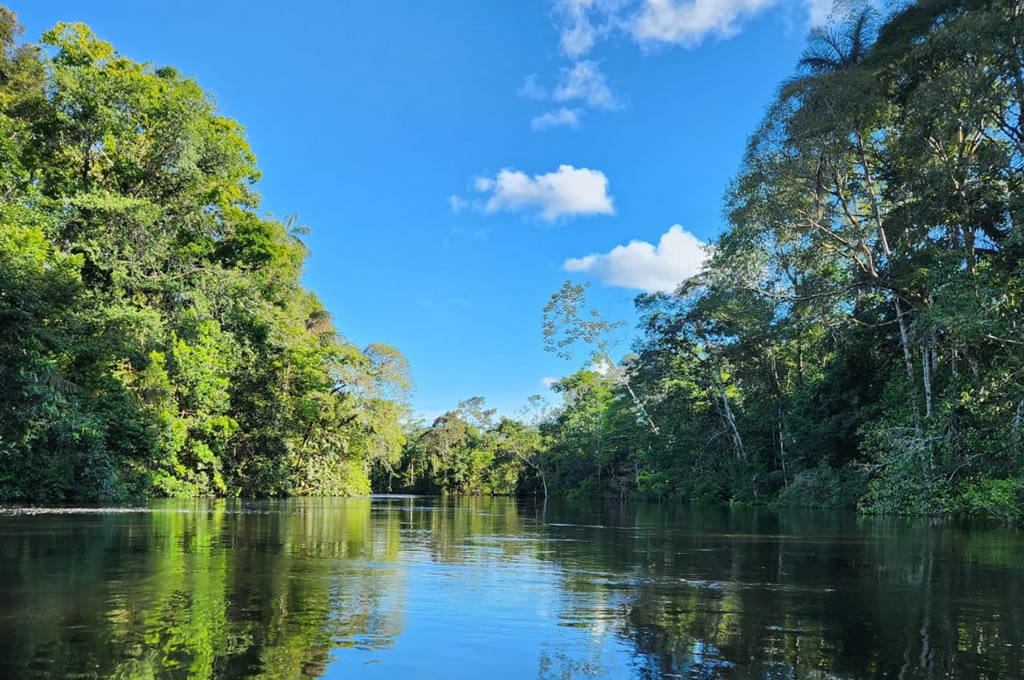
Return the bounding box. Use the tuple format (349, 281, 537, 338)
(330, 504, 636, 677)
(1, 497, 1023, 679)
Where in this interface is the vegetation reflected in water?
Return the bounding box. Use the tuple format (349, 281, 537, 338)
(1, 497, 1021, 679)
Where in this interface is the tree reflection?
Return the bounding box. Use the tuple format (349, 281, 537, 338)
(0, 500, 1022, 678)
(0, 500, 406, 679)
(525, 504, 1024, 679)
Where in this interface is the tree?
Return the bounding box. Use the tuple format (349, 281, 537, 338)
(543, 281, 660, 435)
(0, 11, 409, 500)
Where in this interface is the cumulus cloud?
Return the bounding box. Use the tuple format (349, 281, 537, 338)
(473, 176, 496, 192)
(541, 376, 559, 388)
(630, 0, 781, 46)
(472, 165, 614, 221)
(531, 107, 582, 130)
(520, 1, 836, 131)
(549, 0, 835, 58)
(553, 0, 617, 57)
(563, 224, 708, 292)
(554, 0, 632, 57)
(553, 61, 621, 110)
(556, 0, 597, 58)
(517, 3, 626, 126)
(518, 61, 620, 128)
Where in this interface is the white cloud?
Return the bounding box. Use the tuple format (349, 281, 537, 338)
(518, 74, 549, 100)
(519, 1, 836, 132)
(531, 107, 582, 130)
(449, 195, 467, 214)
(553, 61, 621, 110)
(517, 4, 625, 126)
(541, 376, 559, 388)
(555, 0, 599, 58)
(547, 0, 834, 56)
(517, 61, 620, 125)
(472, 164, 614, 221)
(563, 224, 708, 292)
(804, 0, 833, 26)
(630, 0, 781, 46)
(553, 0, 630, 58)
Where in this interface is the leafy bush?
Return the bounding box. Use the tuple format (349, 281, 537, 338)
(958, 478, 1024, 522)
(776, 462, 867, 510)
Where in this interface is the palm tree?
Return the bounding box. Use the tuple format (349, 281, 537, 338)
(305, 308, 336, 347)
(798, 7, 875, 75)
(789, 4, 922, 432)
(284, 214, 311, 252)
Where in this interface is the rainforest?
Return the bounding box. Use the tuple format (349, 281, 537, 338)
(2, 0, 1024, 521)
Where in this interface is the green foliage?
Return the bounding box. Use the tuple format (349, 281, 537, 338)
(777, 461, 868, 510)
(4, 0, 1023, 517)
(395, 0, 1024, 522)
(958, 477, 1024, 522)
(0, 10, 409, 500)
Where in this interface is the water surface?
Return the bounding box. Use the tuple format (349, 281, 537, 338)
(0, 497, 1021, 679)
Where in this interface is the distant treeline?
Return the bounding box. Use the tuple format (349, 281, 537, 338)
(0, 9, 410, 500)
(384, 0, 1024, 521)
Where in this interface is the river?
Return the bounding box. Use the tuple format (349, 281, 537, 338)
(0, 496, 1021, 678)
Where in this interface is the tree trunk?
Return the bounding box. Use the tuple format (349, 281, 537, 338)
(922, 345, 933, 419)
(770, 350, 788, 485)
(897, 297, 921, 432)
(715, 369, 744, 460)
(1013, 400, 1023, 459)
(856, 136, 921, 433)
(778, 407, 789, 487)
(510, 443, 547, 499)
(597, 341, 660, 435)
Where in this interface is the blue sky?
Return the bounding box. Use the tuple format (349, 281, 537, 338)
(17, 0, 827, 418)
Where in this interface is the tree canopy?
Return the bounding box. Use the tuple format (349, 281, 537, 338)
(3, 0, 1023, 520)
(386, 0, 1024, 521)
(0, 11, 410, 501)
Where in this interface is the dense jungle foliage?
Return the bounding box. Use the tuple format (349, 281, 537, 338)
(384, 0, 1024, 520)
(4, 1, 1024, 519)
(0, 9, 410, 501)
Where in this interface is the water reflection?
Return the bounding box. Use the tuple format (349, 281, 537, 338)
(0, 498, 1021, 679)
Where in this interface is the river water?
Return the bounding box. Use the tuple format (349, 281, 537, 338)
(0, 496, 1021, 679)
